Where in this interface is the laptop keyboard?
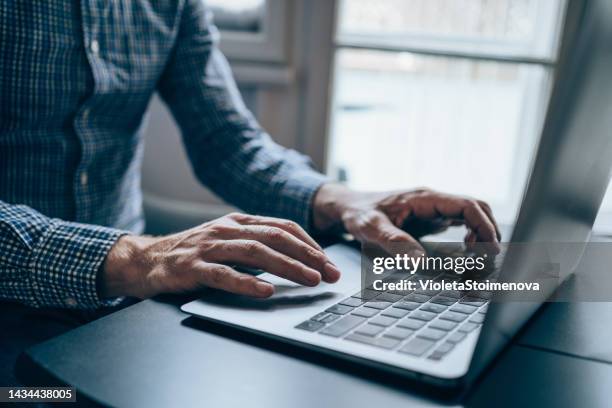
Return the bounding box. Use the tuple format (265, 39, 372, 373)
(295, 271, 491, 361)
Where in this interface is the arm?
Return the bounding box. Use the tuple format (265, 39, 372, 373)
(0, 200, 125, 308)
(157, 0, 327, 230)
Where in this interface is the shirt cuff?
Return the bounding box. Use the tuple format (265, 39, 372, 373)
(278, 171, 330, 232)
(28, 220, 128, 309)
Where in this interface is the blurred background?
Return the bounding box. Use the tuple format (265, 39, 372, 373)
(142, 0, 612, 234)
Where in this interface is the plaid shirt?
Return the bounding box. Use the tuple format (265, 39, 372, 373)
(0, 1, 327, 309)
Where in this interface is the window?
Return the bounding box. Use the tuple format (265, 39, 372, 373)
(207, 0, 289, 64)
(327, 0, 571, 225)
(208, 0, 265, 33)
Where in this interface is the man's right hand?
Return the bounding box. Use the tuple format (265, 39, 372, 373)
(99, 213, 341, 300)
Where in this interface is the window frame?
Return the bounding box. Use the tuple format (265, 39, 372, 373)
(215, 0, 291, 64)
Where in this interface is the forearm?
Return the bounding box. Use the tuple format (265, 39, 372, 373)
(0, 201, 127, 309)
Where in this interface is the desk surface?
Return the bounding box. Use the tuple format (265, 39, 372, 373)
(13, 236, 612, 407)
(15, 296, 612, 408)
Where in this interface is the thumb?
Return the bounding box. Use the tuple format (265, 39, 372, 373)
(367, 213, 426, 258)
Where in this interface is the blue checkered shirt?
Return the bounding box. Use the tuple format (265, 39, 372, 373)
(0, 1, 327, 309)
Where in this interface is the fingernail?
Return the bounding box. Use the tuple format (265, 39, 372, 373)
(324, 262, 342, 282)
(304, 270, 322, 286)
(410, 250, 425, 258)
(255, 281, 274, 296)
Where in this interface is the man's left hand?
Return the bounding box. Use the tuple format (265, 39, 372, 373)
(313, 184, 501, 256)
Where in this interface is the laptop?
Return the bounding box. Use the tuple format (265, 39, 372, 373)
(182, 0, 612, 393)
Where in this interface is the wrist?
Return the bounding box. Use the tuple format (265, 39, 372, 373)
(312, 183, 358, 233)
(99, 234, 154, 299)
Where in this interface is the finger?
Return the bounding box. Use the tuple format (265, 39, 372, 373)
(358, 212, 425, 257)
(213, 225, 340, 283)
(228, 213, 323, 251)
(197, 263, 275, 298)
(211, 240, 323, 286)
(430, 197, 499, 246)
(477, 200, 502, 241)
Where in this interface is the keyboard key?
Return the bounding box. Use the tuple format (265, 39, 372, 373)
(429, 319, 458, 331)
(458, 322, 479, 333)
(404, 294, 431, 303)
(414, 289, 441, 296)
(351, 307, 379, 318)
(399, 337, 436, 357)
(469, 314, 486, 324)
(381, 307, 410, 319)
(369, 315, 398, 327)
(417, 328, 447, 341)
(375, 293, 404, 303)
(353, 289, 381, 300)
(355, 324, 385, 337)
(320, 315, 366, 337)
(345, 333, 401, 350)
(450, 304, 477, 314)
(440, 311, 468, 323)
(397, 318, 426, 330)
(435, 342, 454, 354)
(295, 320, 325, 332)
(409, 310, 437, 322)
(326, 304, 354, 315)
(321, 313, 341, 323)
(419, 303, 447, 314)
(467, 291, 493, 300)
(310, 312, 330, 322)
(394, 301, 420, 311)
(384, 327, 415, 340)
(340, 297, 365, 307)
(440, 290, 462, 298)
(460, 297, 486, 307)
(430, 296, 457, 306)
(478, 305, 489, 314)
(447, 331, 467, 344)
(364, 301, 392, 310)
(427, 342, 455, 360)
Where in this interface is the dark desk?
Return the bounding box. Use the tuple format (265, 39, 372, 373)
(10, 236, 612, 407)
(14, 296, 612, 408)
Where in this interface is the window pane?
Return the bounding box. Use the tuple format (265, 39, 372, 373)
(208, 0, 265, 33)
(338, 0, 565, 59)
(328, 49, 551, 223)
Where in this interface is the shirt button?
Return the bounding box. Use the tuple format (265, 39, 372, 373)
(65, 297, 78, 307)
(80, 172, 89, 187)
(90, 39, 100, 54)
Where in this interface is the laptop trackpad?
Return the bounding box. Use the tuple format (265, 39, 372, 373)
(198, 273, 344, 311)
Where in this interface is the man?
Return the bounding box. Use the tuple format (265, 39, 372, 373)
(0, 1, 500, 310)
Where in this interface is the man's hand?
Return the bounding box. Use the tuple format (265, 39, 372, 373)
(100, 213, 341, 300)
(313, 184, 501, 256)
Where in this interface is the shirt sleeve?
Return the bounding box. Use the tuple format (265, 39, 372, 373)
(157, 0, 329, 230)
(0, 201, 127, 309)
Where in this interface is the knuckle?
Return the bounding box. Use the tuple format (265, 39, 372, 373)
(236, 274, 253, 287)
(386, 233, 408, 243)
(244, 240, 264, 256)
(210, 266, 228, 286)
(284, 257, 302, 270)
(362, 212, 383, 228)
(226, 212, 246, 222)
(207, 224, 231, 237)
(379, 229, 405, 243)
(283, 220, 301, 231)
(306, 247, 325, 262)
(464, 199, 479, 212)
(265, 227, 285, 240)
